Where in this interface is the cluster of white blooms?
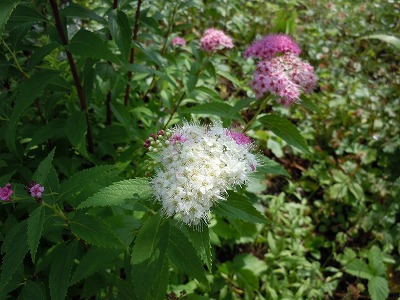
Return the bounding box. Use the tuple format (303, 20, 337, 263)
(150, 123, 258, 226)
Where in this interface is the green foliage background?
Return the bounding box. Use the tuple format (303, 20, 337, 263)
(0, 0, 399, 299)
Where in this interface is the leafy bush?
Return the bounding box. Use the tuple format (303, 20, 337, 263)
(1, 0, 399, 299)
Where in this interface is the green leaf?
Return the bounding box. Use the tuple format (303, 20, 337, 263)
(49, 240, 77, 300)
(187, 226, 212, 270)
(60, 4, 106, 24)
(194, 86, 222, 101)
(345, 258, 373, 280)
(18, 281, 45, 300)
(133, 41, 163, 67)
(361, 34, 400, 50)
(258, 115, 310, 153)
(27, 206, 46, 262)
(217, 69, 241, 87)
(123, 63, 177, 88)
(32, 148, 55, 185)
(368, 246, 386, 276)
(168, 225, 209, 288)
(69, 214, 124, 248)
(108, 9, 131, 61)
(77, 178, 152, 209)
(6, 70, 59, 155)
(66, 111, 87, 156)
(256, 156, 290, 177)
(7, 5, 47, 27)
(185, 102, 235, 118)
(131, 213, 164, 264)
(0, 221, 29, 292)
(368, 276, 389, 300)
(57, 165, 120, 205)
(0, 0, 21, 37)
(67, 29, 119, 64)
(132, 219, 170, 300)
(70, 247, 119, 285)
(213, 192, 267, 223)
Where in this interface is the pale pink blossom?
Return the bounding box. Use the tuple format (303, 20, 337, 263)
(0, 183, 13, 202)
(244, 34, 301, 60)
(226, 130, 252, 145)
(29, 183, 44, 199)
(171, 37, 186, 47)
(200, 28, 233, 52)
(251, 53, 317, 105)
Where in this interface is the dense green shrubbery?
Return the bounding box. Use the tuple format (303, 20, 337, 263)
(0, 0, 399, 299)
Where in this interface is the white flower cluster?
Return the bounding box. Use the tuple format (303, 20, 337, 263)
(151, 123, 258, 226)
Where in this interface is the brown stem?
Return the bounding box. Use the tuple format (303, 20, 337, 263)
(163, 92, 185, 129)
(49, 0, 94, 153)
(113, 0, 118, 9)
(124, 0, 143, 106)
(106, 91, 112, 125)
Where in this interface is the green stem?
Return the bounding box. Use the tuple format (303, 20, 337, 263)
(42, 201, 68, 221)
(242, 95, 272, 133)
(2, 40, 29, 79)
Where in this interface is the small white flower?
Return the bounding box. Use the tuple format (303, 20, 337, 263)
(151, 122, 258, 226)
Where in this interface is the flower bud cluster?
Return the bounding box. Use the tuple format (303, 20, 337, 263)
(171, 37, 186, 47)
(0, 183, 13, 202)
(244, 34, 316, 105)
(200, 28, 233, 52)
(150, 122, 258, 226)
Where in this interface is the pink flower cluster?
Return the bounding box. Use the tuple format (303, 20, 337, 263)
(245, 34, 316, 105)
(29, 183, 44, 199)
(244, 34, 301, 60)
(252, 53, 317, 106)
(200, 28, 233, 52)
(0, 183, 13, 202)
(226, 130, 252, 145)
(171, 37, 186, 47)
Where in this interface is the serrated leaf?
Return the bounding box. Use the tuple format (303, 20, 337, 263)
(256, 156, 290, 177)
(345, 258, 373, 280)
(69, 214, 124, 248)
(108, 9, 131, 61)
(131, 213, 163, 264)
(168, 225, 209, 288)
(67, 29, 119, 64)
(361, 34, 400, 50)
(368, 246, 386, 276)
(0, 0, 21, 37)
(259, 115, 310, 153)
(185, 102, 235, 118)
(132, 219, 170, 300)
(66, 111, 87, 156)
(70, 247, 119, 285)
(60, 4, 106, 24)
(213, 192, 267, 223)
(27, 206, 45, 262)
(77, 178, 152, 209)
(368, 276, 389, 300)
(187, 226, 212, 270)
(0, 221, 29, 292)
(18, 281, 45, 300)
(49, 240, 77, 300)
(32, 148, 55, 185)
(57, 165, 120, 206)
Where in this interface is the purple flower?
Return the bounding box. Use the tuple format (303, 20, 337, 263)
(169, 134, 187, 145)
(29, 184, 44, 199)
(0, 183, 13, 202)
(226, 130, 252, 145)
(171, 37, 186, 47)
(244, 34, 301, 60)
(200, 28, 233, 52)
(251, 53, 317, 106)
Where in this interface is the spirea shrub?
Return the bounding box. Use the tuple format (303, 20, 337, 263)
(148, 123, 258, 226)
(245, 34, 316, 105)
(200, 28, 234, 52)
